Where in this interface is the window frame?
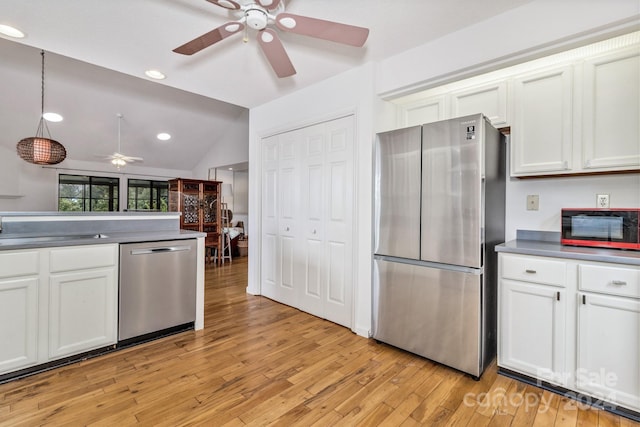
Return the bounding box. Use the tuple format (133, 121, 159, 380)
(58, 174, 120, 212)
(126, 178, 169, 212)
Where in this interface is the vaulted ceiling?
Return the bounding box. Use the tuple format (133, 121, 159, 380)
(0, 0, 534, 170)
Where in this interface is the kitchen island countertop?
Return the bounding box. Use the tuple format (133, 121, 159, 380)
(0, 229, 205, 251)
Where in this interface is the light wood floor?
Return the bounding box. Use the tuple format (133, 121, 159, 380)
(0, 256, 638, 426)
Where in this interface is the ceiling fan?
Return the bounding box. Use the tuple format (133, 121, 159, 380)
(173, 0, 370, 78)
(99, 113, 143, 169)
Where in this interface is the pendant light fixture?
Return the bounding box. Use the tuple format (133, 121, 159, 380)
(16, 50, 67, 165)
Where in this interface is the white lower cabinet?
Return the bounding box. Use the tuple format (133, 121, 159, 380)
(500, 279, 566, 385)
(576, 261, 640, 411)
(49, 268, 117, 359)
(498, 252, 640, 414)
(0, 244, 118, 376)
(577, 292, 640, 411)
(0, 276, 39, 374)
(0, 250, 40, 374)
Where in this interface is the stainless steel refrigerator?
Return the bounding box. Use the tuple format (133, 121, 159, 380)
(372, 113, 505, 378)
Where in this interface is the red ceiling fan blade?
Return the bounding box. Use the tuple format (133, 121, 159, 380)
(205, 0, 241, 10)
(255, 0, 281, 10)
(275, 13, 369, 47)
(173, 22, 244, 55)
(257, 29, 296, 78)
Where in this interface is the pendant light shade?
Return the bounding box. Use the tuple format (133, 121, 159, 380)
(16, 50, 66, 165)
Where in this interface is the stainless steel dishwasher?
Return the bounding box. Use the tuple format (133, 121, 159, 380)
(118, 239, 197, 343)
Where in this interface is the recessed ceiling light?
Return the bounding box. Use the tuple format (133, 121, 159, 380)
(157, 133, 171, 141)
(228, 167, 233, 170)
(145, 69, 166, 80)
(0, 24, 25, 38)
(43, 112, 63, 122)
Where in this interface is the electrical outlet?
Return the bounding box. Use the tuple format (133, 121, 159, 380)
(597, 194, 610, 209)
(526, 194, 539, 211)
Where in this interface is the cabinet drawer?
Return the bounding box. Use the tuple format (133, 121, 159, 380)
(501, 254, 566, 287)
(50, 244, 117, 273)
(0, 250, 39, 279)
(579, 263, 640, 299)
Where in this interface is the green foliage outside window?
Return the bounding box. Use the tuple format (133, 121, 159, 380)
(127, 179, 168, 211)
(58, 175, 119, 212)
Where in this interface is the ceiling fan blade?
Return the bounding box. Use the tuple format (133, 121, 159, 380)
(255, 0, 281, 10)
(205, 0, 241, 10)
(257, 29, 296, 78)
(173, 22, 244, 55)
(275, 13, 369, 47)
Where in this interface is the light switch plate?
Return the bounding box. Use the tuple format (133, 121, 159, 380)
(526, 195, 539, 211)
(597, 194, 610, 208)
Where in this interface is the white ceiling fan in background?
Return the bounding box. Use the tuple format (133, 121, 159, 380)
(98, 113, 143, 169)
(173, 0, 370, 78)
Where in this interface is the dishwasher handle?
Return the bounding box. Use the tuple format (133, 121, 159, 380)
(130, 245, 192, 255)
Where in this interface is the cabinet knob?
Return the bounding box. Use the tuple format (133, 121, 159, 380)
(525, 269, 536, 274)
(286, 227, 290, 232)
(611, 280, 627, 286)
(312, 229, 317, 234)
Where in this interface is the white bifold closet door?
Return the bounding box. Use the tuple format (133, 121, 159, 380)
(261, 115, 354, 328)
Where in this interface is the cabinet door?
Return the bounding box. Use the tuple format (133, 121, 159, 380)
(499, 279, 566, 385)
(180, 181, 202, 229)
(582, 46, 640, 171)
(0, 277, 38, 374)
(48, 268, 117, 360)
(400, 96, 448, 126)
(511, 66, 573, 176)
(451, 81, 508, 126)
(577, 293, 640, 411)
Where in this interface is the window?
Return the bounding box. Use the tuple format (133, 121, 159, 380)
(127, 179, 168, 211)
(58, 174, 119, 211)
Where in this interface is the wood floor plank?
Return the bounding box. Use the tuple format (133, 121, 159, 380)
(0, 256, 637, 427)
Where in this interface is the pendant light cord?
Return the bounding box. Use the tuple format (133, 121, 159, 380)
(40, 50, 45, 117)
(38, 49, 52, 139)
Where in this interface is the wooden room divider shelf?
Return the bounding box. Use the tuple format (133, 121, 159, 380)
(168, 178, 222, 265)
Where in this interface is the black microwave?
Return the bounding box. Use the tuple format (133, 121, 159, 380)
(561, 208, 640, 250)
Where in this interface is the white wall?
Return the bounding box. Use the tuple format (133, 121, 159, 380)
(0, 155, 192, 212)
(247, 0, 640, 338)
(506, 173, 640, 241)
(249, 62, 376, 337)
(192, 109, 250, 180)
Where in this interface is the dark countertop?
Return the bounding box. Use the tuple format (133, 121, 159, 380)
(496, 238, 640, 266)
(0, 229, 205, 251)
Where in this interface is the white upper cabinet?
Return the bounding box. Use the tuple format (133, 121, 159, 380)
(401, 95, 447, 127)
(451, 81, 508, 127)
(582, 46, 640, 171)
(391, 32, 639, 177)
(510, 65, 574, 176)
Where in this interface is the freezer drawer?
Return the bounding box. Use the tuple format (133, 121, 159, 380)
(372, 258, 483, 376)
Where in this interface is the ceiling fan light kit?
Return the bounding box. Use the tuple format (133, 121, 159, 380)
(174, 0, 369, 78)
(101, 113, 144, 170)
(16, 49, 67, 165)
